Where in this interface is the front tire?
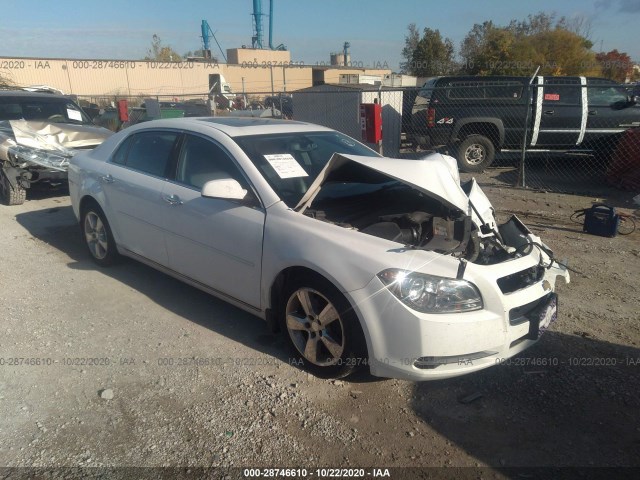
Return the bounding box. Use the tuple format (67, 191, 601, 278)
(281, 273, 367, 379)
(81, 202, 120, 267)
(456, 135, 496, 172)
(0, 170, 26, 206)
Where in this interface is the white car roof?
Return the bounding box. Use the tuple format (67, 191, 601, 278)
(130, 117, 334, 138)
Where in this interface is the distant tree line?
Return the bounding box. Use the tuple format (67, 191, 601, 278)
(400, 12, 637, 82)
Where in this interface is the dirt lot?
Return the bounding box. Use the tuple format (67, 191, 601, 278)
(0, 180, 639, 478)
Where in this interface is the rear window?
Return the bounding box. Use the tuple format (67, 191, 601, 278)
(417, 79, 438, 99)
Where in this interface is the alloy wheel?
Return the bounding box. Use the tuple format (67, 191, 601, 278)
(285, 287, 345, 366)
(84, 211, 108, 260)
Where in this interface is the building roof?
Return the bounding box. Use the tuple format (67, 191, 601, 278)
(293, 83, 402, 93)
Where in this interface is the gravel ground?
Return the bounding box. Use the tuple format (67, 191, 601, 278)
(0, 182, 639, 478)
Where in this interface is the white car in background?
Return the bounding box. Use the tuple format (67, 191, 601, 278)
(68, 118, 569, 381)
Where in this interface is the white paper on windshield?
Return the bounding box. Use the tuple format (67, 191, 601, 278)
(67, 109, 83, 121)
(264, 154, 308, 178)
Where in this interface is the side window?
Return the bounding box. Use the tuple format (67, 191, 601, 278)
(542, 83, 581, 106)
(124, 131, 179, 177)
(175, 134, 245, 190)
(0, 102, 23, 120)
(588, 85, 628, 106)
(111, 136, 132, 165)
(448, 82, 484, 100)
(486, 84, 523, 99)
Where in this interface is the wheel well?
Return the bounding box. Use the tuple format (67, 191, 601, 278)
(457, 123, 500, 149)
(79, 195, 101, 216)
(268, 267, 354, 331)
(268, 266, 369, 359)
(269, 267, 327, 331)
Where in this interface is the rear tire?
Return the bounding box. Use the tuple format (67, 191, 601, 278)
(0, 170, 26, 206)
(456, 135, 496, 173)
(280, 273, 367, 379)
(80, 201, 120, 267)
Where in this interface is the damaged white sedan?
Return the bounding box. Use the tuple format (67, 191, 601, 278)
(68, 118, 569, 381)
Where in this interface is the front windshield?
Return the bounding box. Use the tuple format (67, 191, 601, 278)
(234, 131, 380, 207)
(0, 97, 92, 125)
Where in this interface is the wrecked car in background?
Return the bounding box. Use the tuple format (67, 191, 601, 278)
(69, 118, 570, 381)
(0, 91, 112, 205)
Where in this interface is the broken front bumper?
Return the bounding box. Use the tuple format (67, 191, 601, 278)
(346, 250, 570, 381)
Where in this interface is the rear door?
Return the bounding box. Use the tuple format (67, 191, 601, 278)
(532, 77, 582, 147)
(101, 130, 180, 265)
(584, 78, 640, 145)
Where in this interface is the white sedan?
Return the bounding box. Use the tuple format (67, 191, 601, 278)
(68, 118, 569, 381)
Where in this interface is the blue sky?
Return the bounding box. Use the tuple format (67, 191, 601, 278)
(1, 0, 638, 69)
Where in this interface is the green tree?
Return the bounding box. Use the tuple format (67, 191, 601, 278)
(144, 34, 182, 62)
(459, 21, 495, 74)
(528, 29, 600, 76)
(472, 27, 518, 75)
(459, 12, 598, 76)
(409, 27, 456, 76)
(400, 23, 420, 74)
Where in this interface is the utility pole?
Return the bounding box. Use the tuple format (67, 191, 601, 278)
(242, 77, 246, 109)
(282, 65, 287, 93)
(270, 65, 275, 116)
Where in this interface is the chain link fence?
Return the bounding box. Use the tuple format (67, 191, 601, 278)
(73, 80, 640, 195)
(288, 81, 640, 194)
(74, 91, 296, 131)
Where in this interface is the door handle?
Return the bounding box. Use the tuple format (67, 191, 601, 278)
(544, 110, 555, 115)
(163, 194, 183, 206)
(588, 110, 597, 115)
(101, 174, 114, 184)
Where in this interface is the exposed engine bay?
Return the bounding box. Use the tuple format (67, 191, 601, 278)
(297, 153, 541, 266)
(303, 183, 516, 264)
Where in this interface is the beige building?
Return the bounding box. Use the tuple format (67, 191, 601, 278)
(0, 48, 391, 101)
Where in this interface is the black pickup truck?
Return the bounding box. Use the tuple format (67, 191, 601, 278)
(408, 76, 640, 172)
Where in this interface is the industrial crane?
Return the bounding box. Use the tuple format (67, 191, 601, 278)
(200, 20, 227, 62)
(251, 0, 286, 50)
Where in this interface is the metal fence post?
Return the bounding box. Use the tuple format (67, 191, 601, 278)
(517, 66, 541, 188)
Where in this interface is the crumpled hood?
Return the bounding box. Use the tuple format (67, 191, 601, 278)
(295, 152, 472, 214)
(0, 120, 112, 152)
(0, 120, 112, 170)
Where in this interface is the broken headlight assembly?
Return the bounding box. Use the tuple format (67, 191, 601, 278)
(377, 269, 483, 313)
(7, 145, 72, 171)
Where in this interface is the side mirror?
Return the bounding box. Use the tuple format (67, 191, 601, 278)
(201, 178, 248, 201)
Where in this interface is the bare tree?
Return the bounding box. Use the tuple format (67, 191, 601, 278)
(144, 34, 182, 62)
(0, 72, 15, 89)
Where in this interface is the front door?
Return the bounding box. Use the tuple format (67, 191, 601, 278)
(161, 133, 265, 309)
(583, 78, 640, 145)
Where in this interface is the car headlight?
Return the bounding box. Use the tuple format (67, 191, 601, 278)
(8, 145, 72, 171)
(377, 269, 483, 314)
